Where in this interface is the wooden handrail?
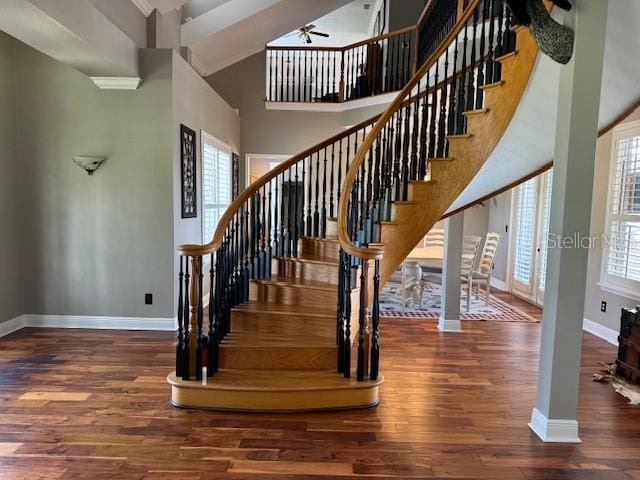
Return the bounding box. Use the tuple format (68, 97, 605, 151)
(336, 0, 482, 260)
(265, 25, 416, 54)
(177, 115, 381, 257)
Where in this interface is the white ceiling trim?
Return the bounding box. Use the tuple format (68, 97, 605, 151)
(131, 0, 154, 17)
(90, 77, 143, 90)
(189, 53, 207, 77)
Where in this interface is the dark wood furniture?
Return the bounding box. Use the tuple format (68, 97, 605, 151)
(617, 306, 640, 384)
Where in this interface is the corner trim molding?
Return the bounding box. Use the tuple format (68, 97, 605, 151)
(0, 316, 27, 338)
(583, 318, 619, 346)
(131, 0, 154, 17)
(90, 77, 143, 90)
(528, 408, 581, 443)
(190, 53, 207, 77)
(438, 317, 462, 332)
(0, 315, 176, 338)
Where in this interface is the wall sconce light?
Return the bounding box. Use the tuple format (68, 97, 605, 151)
(73, 156, 106, 175)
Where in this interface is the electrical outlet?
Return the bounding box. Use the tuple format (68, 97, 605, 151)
(145, 293, 153, 305)
(600, 301, 607, 313)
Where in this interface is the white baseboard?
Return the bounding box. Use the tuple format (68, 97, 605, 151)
(528, 408, 581, 443)
(583, 318, 619, 346)
(438, 317, 462, 332)
(490, 277, 508, 292)
(0, 315, 176, 338)
(0, 316, 27, 338)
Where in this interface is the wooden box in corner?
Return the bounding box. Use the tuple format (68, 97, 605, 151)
(617, 307, 640, 384)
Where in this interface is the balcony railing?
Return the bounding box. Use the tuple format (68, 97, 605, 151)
(265, 0, 473, 104)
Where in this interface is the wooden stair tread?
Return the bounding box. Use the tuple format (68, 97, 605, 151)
(221, 332, 333, 347)
(252, 275, 347, 291)
(299, 236, 339, 243)
(233, 301, 336, 318)
(168, 370, 383, 392)
(480, 80, 505, 90)
(275, 254, 338, 266)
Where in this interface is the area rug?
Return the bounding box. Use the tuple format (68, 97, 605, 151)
(380, 281, 539, 323)
(594, 363, 640, 405)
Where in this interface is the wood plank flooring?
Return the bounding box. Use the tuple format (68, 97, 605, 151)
(0, 301, 637, 479)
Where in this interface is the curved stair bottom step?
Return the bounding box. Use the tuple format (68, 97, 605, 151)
(167, 370, 383, 412)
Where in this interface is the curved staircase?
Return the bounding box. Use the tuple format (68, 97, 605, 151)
(169, 0, 550, 411)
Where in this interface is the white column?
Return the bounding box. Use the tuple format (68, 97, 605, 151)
(529, 0, 608, 443)
(439, 212, 464, 332)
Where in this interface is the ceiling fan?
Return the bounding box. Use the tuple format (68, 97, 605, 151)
(287, 24, 330, 44)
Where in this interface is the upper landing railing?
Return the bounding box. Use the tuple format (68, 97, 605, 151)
(265, 0, 465, 104)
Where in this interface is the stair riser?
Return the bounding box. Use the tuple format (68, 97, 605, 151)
(274, 259, 340, 285)
(219, 346, 336, 370)
(231, 310, 336, 336)
(299, 238, 340, 262)
(250, 282, 358, 308)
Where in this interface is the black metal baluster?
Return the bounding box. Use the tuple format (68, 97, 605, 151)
(429, 59, 439, 158)
(267, 182, 273, 276)
(313, 151, 320, 236)
(306, 154, 313, 236)
(287, 169, 293, 256)
(410, 94, 420, 181)
(493, 0, 504, 83)
(279, 173, 286, 256)
(321, 148, 328, 237)
(342, 250, 351, 378)
(485, 0, 497, 85)
(181, 258, 190, 381)
(286, 50, 291, 102)
(476, 0, 489, 109)
(293, 161, 300, 255)
(176, 256, 184, 377)
(261, 185, 268, 273)
(437, 44, 449, 157)
(329, 143, 336, 218)
(337, 138, 344, 208)
(208, 253, 217, 376)
(419, 75, 430, 178)
(393, 110, 403, 200)
(315, 51, 319, 101)
(467, 6, 480, 111)
(356, 259, 368, 381)
(447, 34, 459, 136)
(401, 103, 411, 200)
(337, 250, 346, 373)
(457, 17, 469, 135)
(195, 256, 204, 381)
(370, 259, 380, 380)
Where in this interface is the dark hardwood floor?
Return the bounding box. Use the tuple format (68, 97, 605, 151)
(0, 299, 637, 479)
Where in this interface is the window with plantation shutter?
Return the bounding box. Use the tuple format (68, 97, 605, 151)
(513, 178, 538, 286)
(202, 132, 232, 244)
(602, 122, 640, 298)
(538, 169, 553, 293)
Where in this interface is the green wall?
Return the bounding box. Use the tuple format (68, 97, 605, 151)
(0, 32, 22, 324)
(13, 43, 175, 319)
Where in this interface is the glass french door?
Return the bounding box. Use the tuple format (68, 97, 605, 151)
(510, 169, 553, 306)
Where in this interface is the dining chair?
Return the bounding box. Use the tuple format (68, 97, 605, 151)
(471, 232, 501, 306)
(460, 236, 482, 312)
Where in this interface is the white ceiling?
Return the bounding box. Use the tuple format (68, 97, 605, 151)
(188, 0, 351, 75)
(137, 0, 188, 15)
(269, 0, 378, 48)
(450, 0, 640, 212)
